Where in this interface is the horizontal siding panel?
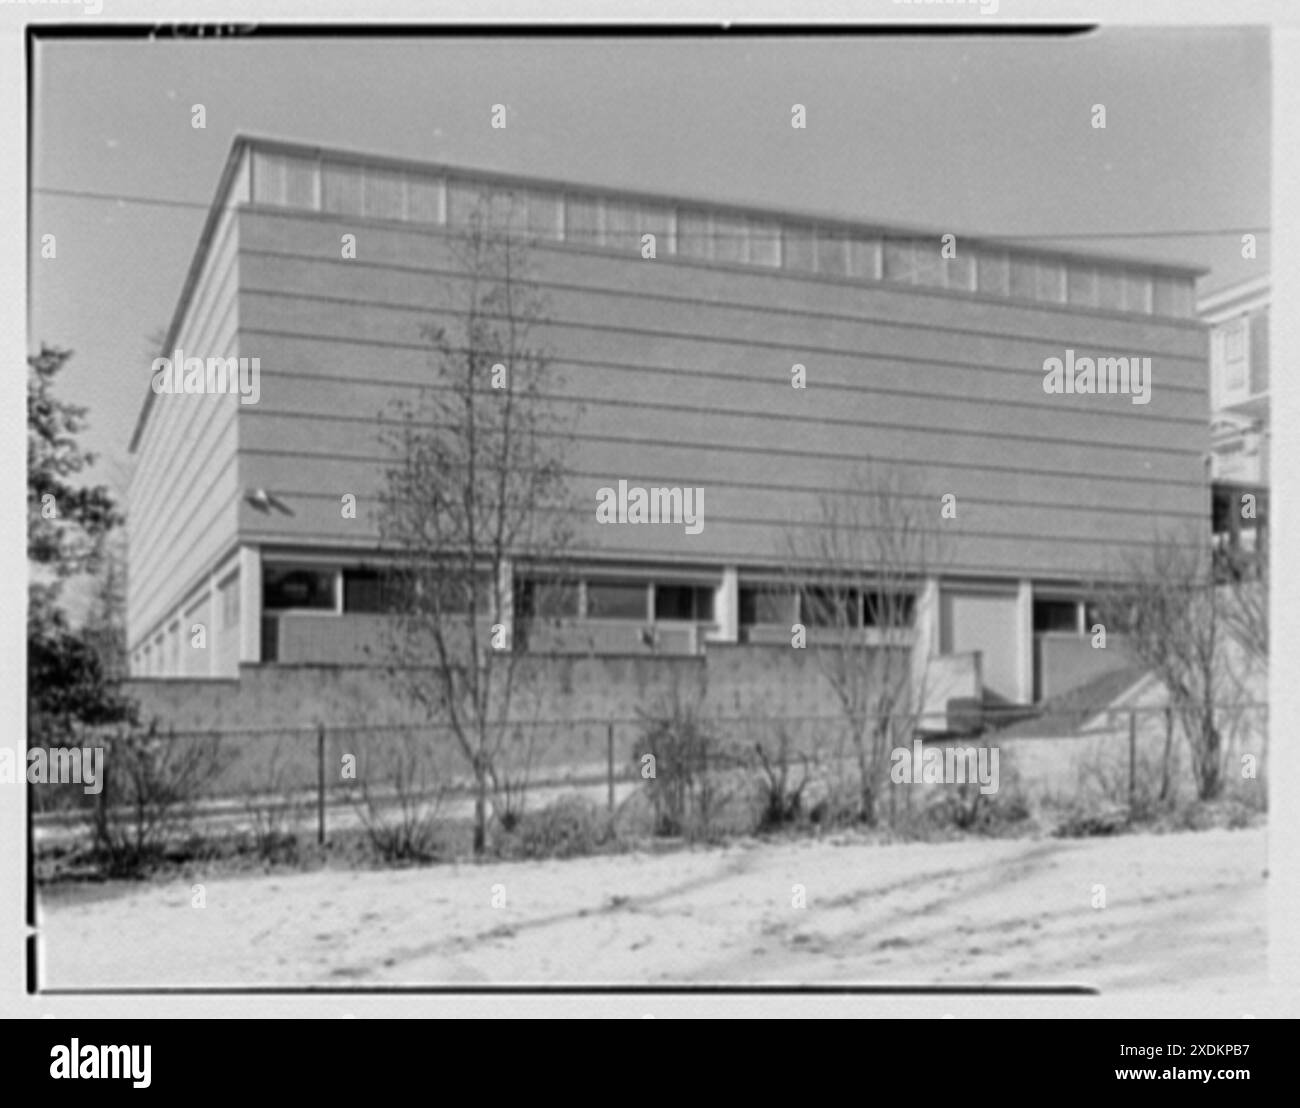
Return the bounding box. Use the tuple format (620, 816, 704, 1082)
(133, 212, 240, 499)
(241, 441, 1203, 511)
(243, 359, 1203, 455)
(237, 209, 1208, 360)
(131, 323, 240, 567)
(240, 403, 1197, 486)
(130, 473, 241, 646)
(241, 300, 1196, 457)
(234, 461, 1202, 549)
(128, 208, 242, 649)
(132, 286, 239, 536)
(239, 292, 1207, 414)
(230, 210, 1211, 584)
(130, 432, 240, 599)
(241, 510, 1200, 580)
(558, 363, 1198, 432)
(238, 253, 1208, 395)
(240, 329, 1209, 424)
(131, 388, 239, 557)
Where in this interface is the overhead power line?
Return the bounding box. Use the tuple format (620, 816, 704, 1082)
(31, 184, 1269, 241)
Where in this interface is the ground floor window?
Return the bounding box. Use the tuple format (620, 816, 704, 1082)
(514, 577, 581, 620)
(342, 567, 419, 614)
(798, 586, 917, 630)
(263, 565, 337, 611)
(1032, 598, 1079, 634)
(585, 580, 649, 620)
(739, 585, 796, 627)
(654, 584, 714, 622)
(863, 591, 916, 628)
(800, 585, 858, 628)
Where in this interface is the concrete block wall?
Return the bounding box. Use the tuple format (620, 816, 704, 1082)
(121, 642, 857, 736)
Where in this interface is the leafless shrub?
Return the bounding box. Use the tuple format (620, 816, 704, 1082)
(90, 722, 226, 876)
(1092, 533, 1247, 801)
(242, 738, 305, 863)
(637, 687, 737, 840)
(752, 723, 810, 831)
(353, 731, 446, 862)
(499, 794, 614, 859)
(1074, 726, 1181, 823)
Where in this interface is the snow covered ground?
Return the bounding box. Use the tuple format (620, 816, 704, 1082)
(38, 826, 1265, 994)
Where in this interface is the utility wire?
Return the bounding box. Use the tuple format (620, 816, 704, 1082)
(31, 185, 1269, 240)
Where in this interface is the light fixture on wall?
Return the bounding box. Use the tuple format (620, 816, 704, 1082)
(245, 488, 293, 515)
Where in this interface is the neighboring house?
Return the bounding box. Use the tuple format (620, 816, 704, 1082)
(126, 135, 1208, 707)
(1199, 276, 1269, 576)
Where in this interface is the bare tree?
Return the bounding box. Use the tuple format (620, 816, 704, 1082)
(1093, 532, 1244, 802)
(377, 195, 575, 855)
(788, 463, 946, 826)
(91, 723, 225, 876)
(1223, 538, 1268, 665)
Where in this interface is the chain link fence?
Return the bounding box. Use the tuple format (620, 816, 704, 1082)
(29, 698, 1267, 851)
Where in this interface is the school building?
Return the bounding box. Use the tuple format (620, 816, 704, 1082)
(125, 135, 1209, 709)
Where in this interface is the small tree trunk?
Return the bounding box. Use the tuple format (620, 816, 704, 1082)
(861, 784, 876, 827)
(1159, 706, 1174, 802)
(854, 732, 874, 825)
(857, 743, 876, 825)
(1198, 722, 1223, 801)
(474, 767, 488, 854)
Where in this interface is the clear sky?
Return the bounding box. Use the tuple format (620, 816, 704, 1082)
(30, 27, 1270, 496)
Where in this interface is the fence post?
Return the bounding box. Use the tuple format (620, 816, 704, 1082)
(607, 722, 615, 813)
(1128, 709, 1137, 811)
(317, 723, 326, 846)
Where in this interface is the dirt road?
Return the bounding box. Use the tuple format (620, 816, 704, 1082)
(39, 827, 1265, 993)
